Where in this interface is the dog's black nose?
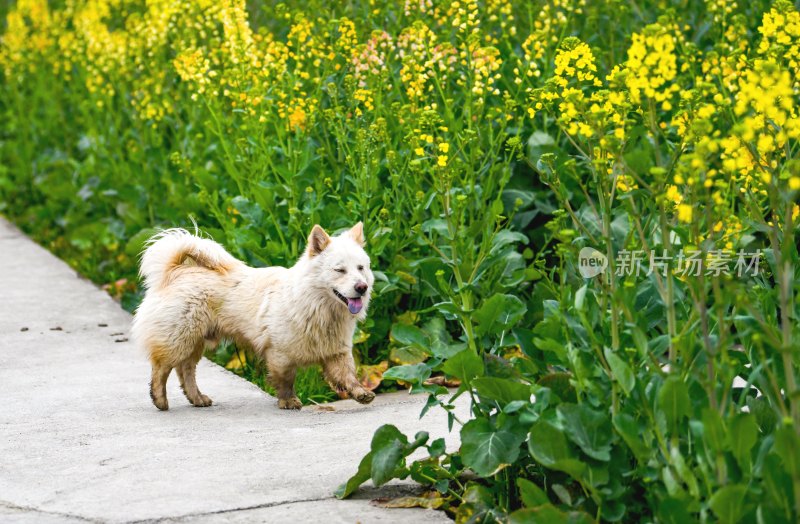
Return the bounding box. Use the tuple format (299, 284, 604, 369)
(354, 282, 368, 296)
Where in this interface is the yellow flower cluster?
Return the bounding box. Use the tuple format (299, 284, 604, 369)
(553, 39, 601, 88)
(397, 21, 436, 103)
(624, 24, 680, 107)
(758, 2, 800, 78)
(469, 46, 502, 97)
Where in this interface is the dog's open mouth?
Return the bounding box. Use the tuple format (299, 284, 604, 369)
(333, 289, 363, 314)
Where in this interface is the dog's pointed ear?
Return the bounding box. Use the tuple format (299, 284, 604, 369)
(348, 222, 365, 246)
(307, 225, 331, 257)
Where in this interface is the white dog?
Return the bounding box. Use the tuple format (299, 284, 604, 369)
(131, 223, 375, 410)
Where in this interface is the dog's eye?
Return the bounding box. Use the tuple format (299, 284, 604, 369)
(334, 268, 346, 273)
(357, 265, 364, 271)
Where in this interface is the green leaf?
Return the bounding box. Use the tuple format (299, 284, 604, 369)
(389, 345, 429, 365)
(603, 347, 634, 395)
(441, 348, 484, 383)
(574, 284, 588, 311)
(517, 478, 549, 508)
(230, 195, 263, 224)
(657, 497, 693, 524)
(746, 396, 778, 434)
(761, 454, 793, 514)
(729, 413, 757, 470)
(509, 504, 594, 524)
(612, 413, 650, 462)
(528, 419, 586, 479)
(125, 227, 158, 257)
(370, 425, 409, 486)
(383, 363, 431, 384)
(701, 408, 727, 452)
(773, 426, 800, 479)
(709, 484, 748, 524)
(430, 339, 466, 359)
(557, 404, 613, 461)
(391, 324, 430, 349)
(473, 294, 527, 336)
(537, 372, 576, 403)
(657, 376, 691, 432)
(472, 377, 531, 406)
(460, 418, 525, 477)
(335, 444, 374, 499)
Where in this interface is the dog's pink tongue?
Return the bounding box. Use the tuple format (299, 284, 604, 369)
(347, 297, 363, 314)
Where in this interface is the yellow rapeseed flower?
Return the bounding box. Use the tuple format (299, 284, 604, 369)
(677, 204, 693, 223)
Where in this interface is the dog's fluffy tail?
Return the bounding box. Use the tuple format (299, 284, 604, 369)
(139, 228, 240, 290)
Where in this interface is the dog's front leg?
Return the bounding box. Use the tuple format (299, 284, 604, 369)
(322, 351, 375, 405)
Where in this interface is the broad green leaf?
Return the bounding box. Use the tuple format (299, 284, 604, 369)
(454, 484, 495, 523)
(528, 419, 586, 479)
(604, 347, 635, 395)
(334, 450, 372, 499)
(557, 403, 613, 461)
(612, 413, 650, 462)
(657, 497, 693, 524)
(125, 227, 158, 256)
(517, 478, 549, 508)
(441, 348, 484, 383)
(433, 301, 463, 320)
(430, 339, 466, 359)
(389, 345, 429, 365)
(761, 454, 793, 514)
(230, 195, 263, 224)
(391, 323, 429, 349)
(729, 413, 757, 470)
(746, 396, 778, 434)
(370, 425, 408, 486)
(421, 316, 448, 341)
(670, 445, 699, 497)
(472, 377, 531, 406)
(383, 363, 431, 384)
(509, 504, 594, 524)
(701, 408, 727, 452)
(473, 294, 527, 336)
(657, 376, 691, 432)
(460, 418, 524, 477)
(773, 426, 800, 479)
(709, 484, 748, 524)
(537, 372, 577, 403)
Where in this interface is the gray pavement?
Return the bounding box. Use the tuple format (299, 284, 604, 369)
(0, 218, 464, 523)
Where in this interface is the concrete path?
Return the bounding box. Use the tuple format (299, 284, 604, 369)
(0, 218, 465, 523)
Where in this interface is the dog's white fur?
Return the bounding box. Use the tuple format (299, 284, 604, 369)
(131, 223, 375, 410)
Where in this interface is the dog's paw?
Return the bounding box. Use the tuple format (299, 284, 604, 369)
(278, 397, 302, 410)
(152, 397, 169, 411)
(353, 389, 375, 405)
(192, 394, 213, 407)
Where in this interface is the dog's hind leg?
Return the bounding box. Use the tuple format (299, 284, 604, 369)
(176, 345, 212, 407)
(322, 352, 375, 405)
(268, 355, 301, 410)
(150, 362, 172, 411)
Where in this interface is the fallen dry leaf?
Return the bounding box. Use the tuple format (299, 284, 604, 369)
(424, 375, 461, 388)
(357, 360, 388, 391)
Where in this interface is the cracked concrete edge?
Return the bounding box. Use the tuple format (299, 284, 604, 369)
(0, 501, 100, 524)
(150, 485, 449, 524)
